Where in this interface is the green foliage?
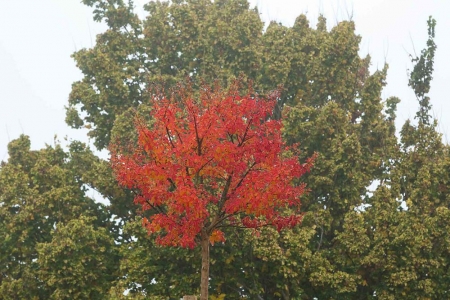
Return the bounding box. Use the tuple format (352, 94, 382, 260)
(37, 215, 118, 299)
(276, 17, 399, 297)
(0, 135, 116, 298)
(66, 140, 136, 237)
(2, 0, 446, 298)
(63, 1, 449, 298)
(329, 16, 450, 299)
(114, 217, 199, 297)
(409, 16, 437, 124)
(67, 0, 263, 150)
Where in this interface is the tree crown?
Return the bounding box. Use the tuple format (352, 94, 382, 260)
(111, 83, 314, 248)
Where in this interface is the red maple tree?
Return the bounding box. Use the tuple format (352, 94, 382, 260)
(110, 83, 315, 299)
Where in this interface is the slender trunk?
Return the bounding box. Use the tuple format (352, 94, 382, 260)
(200, 231, 210, 300)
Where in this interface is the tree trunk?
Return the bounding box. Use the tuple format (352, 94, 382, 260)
(200, 231, 210, 300)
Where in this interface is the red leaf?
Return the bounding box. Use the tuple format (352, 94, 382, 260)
(110, 82, 315, 248)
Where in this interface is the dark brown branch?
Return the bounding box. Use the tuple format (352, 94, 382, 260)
(227, 132, 235, 144)
(208, 212, 233, 231)
(215, 221, 274, 229)
(131, 191, 160, 214)
(200, 120, 213, 143)
(218, 175, 233, 210)
(145, 199, 166, 215)
(175, 129, 183, 144)
(165, 126, 176, 149)
(208, 162, 257, 231)
(130, 189, 166, 214)
(238, 118, 253, 146)
(196, 157, 214, 177)
(167, 178, 176, 190)
(207, 175, 234, 232)
(231, 161, 257, 193)
(192, 113, 202, 155)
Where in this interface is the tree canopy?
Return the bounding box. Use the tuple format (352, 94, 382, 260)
(0, 135, 117, 299)
(110, 82, 314, 299)
(1, 0, 448, 298)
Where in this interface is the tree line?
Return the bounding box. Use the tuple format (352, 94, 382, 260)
(1, 0, 448, 299)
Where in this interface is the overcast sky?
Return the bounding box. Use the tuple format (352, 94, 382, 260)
(1, 0, 449, 161)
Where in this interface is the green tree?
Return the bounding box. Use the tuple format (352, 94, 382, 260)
(326, 16, 450, 299)
(67, 0, 263, 151)
(113, 217, 199, 298)
(260, 15, 398, 298)
(37, 215, 117, 299)
(65, 0, 450, 298)
(0, 135, 117, 299)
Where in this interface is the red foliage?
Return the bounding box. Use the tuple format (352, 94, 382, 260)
(110, 84, 315, 248)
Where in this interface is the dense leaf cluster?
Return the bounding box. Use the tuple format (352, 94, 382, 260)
(111, 86, 313, 248)
(1, 0, 448, 297)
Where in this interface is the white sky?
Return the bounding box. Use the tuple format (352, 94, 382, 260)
(1, 0, 449, 161)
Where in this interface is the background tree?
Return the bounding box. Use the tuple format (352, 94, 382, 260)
(318, 16, 450, 299)
(60, 0, 450, 297)
(67, 0, 263, 150)
(64, 2, 395, 296)
(253, 15, 398, 298)
(0, 136, 117, 299)
(37, 215, 117, 300)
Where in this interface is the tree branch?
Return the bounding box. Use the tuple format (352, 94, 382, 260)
(167, 178, 176, 190)
(175, 129, 183, 144)
(231, 161, 257, 193)
(238, 118, 253, 146)
(165, 126, 176, 149)
(145, 199, 166, 215)
(192, 111, 202, 155)
(218, 175, 233, 211)
(196, 157, 214, 177)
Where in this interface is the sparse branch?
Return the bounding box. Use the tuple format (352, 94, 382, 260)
(131, 189, 166, 214)
(165, 127, 176, 149)
(231, 161, 257, 193)
(196, 157, 214, 177)
(145, 199, 167, 215)
(238, 118, 253, 146)
(175, 129, 183, 144)
(167, 178, 176, 190)
(192, 112, 202, 155)
(217, 175, 233, 212)
(227, 132, 235, 144)
(208, 211, 235, 232)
